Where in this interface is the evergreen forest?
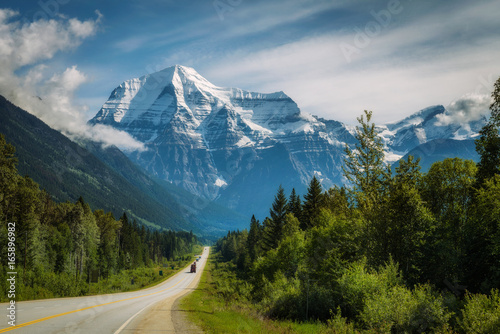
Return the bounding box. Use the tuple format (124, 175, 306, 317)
(0, 136, 199, 301)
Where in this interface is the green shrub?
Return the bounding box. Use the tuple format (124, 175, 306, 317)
(458, 289, 500, 334)
(326, 307, 360, 334)
(360, 284, 452, 333)
(337, 259, 402, 319)
(212, 262, 252, 304)
(259, 271, 302, 319)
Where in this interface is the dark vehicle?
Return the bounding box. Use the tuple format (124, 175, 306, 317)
(190, 262, 197, 273)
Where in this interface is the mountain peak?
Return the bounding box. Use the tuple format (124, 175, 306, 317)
(134, 64, 211, 90)
(90, 65, 305, 143)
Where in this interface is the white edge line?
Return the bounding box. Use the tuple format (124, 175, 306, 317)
(114, 301, 157, 334)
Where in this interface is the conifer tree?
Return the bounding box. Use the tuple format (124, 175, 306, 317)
(247, 215, 262, 262)
(0, 134, 18, 221)
(301, 176, 324, 230)
(324, 186, 350, 218)
(261, 217, 275, 252)
(288, 188, 302, 220)
(475, 76, 500, 185)
(375, 155, 433, 283)
(270, 184, 288, 234)
(262, 185, 288, 250)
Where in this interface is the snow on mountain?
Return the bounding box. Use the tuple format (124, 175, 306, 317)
(90, 65, 487, 219)
(91, 65, 308, 145)
(376, 105, 486, 162)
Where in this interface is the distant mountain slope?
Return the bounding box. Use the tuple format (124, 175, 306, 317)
(399, 139, 479, 172)
(0, 95, 245, 235)
(84, 141, 247, 234)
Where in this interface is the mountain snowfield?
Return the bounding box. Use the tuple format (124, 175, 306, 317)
(90, 65, 486, 219)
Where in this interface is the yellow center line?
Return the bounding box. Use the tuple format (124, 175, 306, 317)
(0, 275, 188, 333)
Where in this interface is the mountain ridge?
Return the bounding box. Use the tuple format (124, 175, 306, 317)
(89, 65, 486, 219)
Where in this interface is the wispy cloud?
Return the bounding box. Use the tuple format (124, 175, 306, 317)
(207, 0, 340, 39)
(186, 0, 500, 124)
(0, 8, 144, 151)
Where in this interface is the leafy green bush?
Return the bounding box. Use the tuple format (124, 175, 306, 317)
(212, 262, 252, 304)
(458, 289, 500, 334)
(361, 284, 452, 333)
(336, 260, 452, 332)
(252, 231, 305, 285)
(337, 259, 402, 319)
(259, 271, 302, 319)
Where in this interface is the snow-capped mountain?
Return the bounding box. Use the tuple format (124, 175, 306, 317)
(90, 65, 486, 219)
(378, 105, 486, 162)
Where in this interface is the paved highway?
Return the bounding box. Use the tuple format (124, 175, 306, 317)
(0, 247, 209, 333)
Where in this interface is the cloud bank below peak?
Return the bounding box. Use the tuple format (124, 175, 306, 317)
(0, 8, 144, 152)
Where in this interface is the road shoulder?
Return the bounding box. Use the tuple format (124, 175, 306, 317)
(128, 249, 208, 333)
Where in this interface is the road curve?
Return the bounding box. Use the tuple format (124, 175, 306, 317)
(0, 247, 209, 333)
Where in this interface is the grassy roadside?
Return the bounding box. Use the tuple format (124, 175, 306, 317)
(179, 253, 327, 333)
(87, 244, 204, 294)
(7, 245, 203, 302)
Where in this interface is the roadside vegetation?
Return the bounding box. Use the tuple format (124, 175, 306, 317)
(180, 254, 328, 333)
(0, 137, 201, 301)
(9, 248, 201, 302)
(187, 77, 500, 333)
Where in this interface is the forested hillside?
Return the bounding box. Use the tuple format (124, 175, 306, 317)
(0, 134, 199, 301)
(212, 78, 500, 333)
(0, 95, 192, 231)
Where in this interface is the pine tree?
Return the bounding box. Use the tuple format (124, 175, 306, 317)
(475, 76, 500, 185)
(301, 176, 324, 230)
(375, 155, 433, 283)
(393, 155, 422, 188)
(288, 188, 302, 220)
(261, 217, 275, 252)
(247, 215, 262, 262)
(262, 185, 288, 250)
(270, 185, 288, 236)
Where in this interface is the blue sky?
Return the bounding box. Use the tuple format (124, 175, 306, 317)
(1, 0, 500, 136)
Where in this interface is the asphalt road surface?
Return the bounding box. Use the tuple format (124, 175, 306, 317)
(0, 247, 209, 333)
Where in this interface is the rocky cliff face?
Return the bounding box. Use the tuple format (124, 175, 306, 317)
(90, 65, 486, 218)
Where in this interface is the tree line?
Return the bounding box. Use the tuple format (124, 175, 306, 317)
(214, 77, 500, 332)
(0, 136, 198, 300)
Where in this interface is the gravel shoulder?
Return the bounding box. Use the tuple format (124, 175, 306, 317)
(127, 251, 208, 333)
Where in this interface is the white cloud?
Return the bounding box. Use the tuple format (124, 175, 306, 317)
(0, 8, 144, 151)
(69, 10, 102, 38)
(437, 94, 492, 126)
(0, 11, 100, 68)
(85, 124, 146, 152)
